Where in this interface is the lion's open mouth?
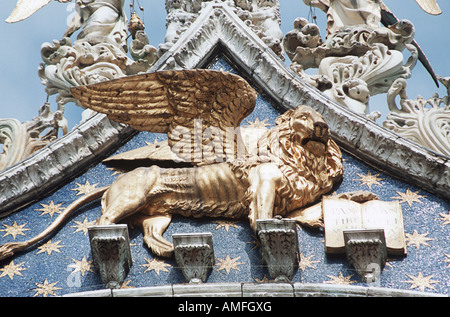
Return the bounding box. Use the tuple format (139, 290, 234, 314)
(301, 137, 327, 147)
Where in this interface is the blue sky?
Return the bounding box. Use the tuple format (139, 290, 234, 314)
(0, 0, 448, 130)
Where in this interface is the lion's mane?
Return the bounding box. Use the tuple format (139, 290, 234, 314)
(230, 110, 343, 216)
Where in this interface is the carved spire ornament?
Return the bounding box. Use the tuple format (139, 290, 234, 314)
(160, 0, 285, 59)
(286, 0, 442, 117)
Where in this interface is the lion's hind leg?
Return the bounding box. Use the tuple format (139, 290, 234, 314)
(130, 213, 174, 258)
(96, 166, 160, 225)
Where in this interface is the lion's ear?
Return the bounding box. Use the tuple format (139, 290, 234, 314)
(276, 109, 294, 125)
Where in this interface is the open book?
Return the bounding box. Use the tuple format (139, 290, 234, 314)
(323, 197, 407, 255)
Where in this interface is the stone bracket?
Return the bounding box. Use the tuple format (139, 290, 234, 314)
(257, 218, 300, 282)
(173, 232, 215, 283)
(88, 224, 133, 289)
(343, 229, 387, 283)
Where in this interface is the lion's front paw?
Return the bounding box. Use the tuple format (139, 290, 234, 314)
(143, 235, 174, 258)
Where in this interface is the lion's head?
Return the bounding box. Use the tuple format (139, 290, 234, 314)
(229, 105, 343, 215)
(265, 105, 344, 215)
(282, 105, 331, 156)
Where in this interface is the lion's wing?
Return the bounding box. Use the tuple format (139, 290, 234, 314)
(71, 69, 257, 163)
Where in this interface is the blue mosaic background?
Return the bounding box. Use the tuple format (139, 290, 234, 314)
(0, 59, 448, 296)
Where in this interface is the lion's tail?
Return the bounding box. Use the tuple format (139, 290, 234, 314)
(0, 186, 109, 261)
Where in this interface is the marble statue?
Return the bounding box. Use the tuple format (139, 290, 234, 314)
(158, 0, 197, 54)
(39, 0, 157, 109)
(284, 0, 440, 118)
(303, 0, 382, 36)
(39, 0, 130, 107)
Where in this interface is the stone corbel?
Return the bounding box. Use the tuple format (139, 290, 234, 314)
(88, 224, 133, 289)
(173, 233, 215, 283)
(343, 229, 387, 283)
(257, 217, 300, 282)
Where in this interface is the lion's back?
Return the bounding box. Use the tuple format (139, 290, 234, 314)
(157, 163, 250, 219)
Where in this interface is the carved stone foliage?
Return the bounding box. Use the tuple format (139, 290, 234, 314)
(0, 102, 68, 171)
(0, 0, 160, 172)
(173, 233, 215, 283)
(40, 0, 128, 106)
(88, 225, 133, 289)
(383, 78, 450, 157)
(39, 0, 157, 108)
(284, 1, 417, 117)
(344, 229, 387, 284)
(160, 0, 285, 59)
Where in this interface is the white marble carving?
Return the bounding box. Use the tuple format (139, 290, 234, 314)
(39, 0, 130, 107)
(0, 2, 448, 222)
(248, 0, 284, 59)
(384, 78, 450, 157)
(0, 102, 68, 171)
(2, 1, 157, 173)
(160, 0, 284, 59)
(39, 0, 156, 109)
(318, 43, 417, 116)
(128, 30, 159, 73)
(285, 0, 418, 117)
(307, 0, 382, 36)
(159, 0, 197, 54)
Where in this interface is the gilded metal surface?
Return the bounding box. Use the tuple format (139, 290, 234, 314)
(71, 69, 257, 163)
(0, 70, 343, 260)
(92, 104, 342, 257)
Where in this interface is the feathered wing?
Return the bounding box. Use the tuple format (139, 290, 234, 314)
(380, 1, 440, 87)
(414, 0, 442, 15)
(71, 69, 257, 164)
(6, 0, 71, 23)
(6, 0, 52, 23)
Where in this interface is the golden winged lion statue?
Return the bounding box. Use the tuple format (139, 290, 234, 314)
(0, 69, 343, 259)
